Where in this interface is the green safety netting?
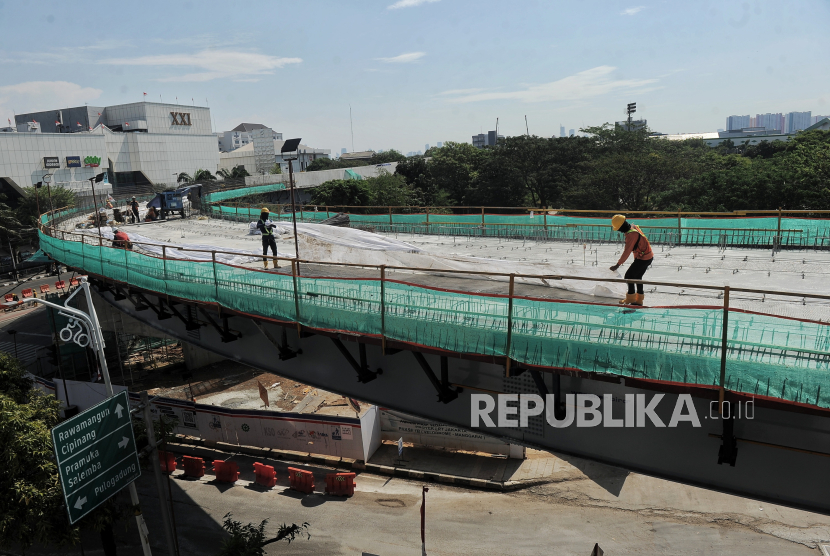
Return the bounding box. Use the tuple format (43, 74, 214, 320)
(39, 217, 830, 409)
(206, 185, 830, 248)
(205, 182, 286, 204)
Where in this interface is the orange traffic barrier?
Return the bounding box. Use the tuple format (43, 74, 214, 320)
(69, 277, 80, 288)
(159, 450, 176, 474)
(55, 280, 66, 291)
(21, 289, 34, 299)
(40, 284, 51, 294)
(182, 455, 205, 478)
(287, 467, 314, 494)
(253, 462, 277, 488)
(325, 472, 356, 497)
(213, 460, 240, 483)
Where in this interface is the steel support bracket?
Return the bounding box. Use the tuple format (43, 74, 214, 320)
(167, 301, 201, 331)
(413, 352, 460, 404)
(331, 338, 379, 383)
(253, 322, 301, 360)
(198, 307, 240, 343)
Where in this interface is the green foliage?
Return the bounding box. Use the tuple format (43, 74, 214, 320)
(305, 158, 369, 172)
(310, 170, 418, 209)
(268, 163, 282, 175)
(0, 356, 134, 551)
(0, 355, 73, 549)
(193, 169, 216, 181)
(370, 149, 407, 164)
(16, 186, 76, 228)
(176, 172, 192, 183)
(390, 128, 830, 212)
(217, 166, 251, 179)
(216, 513, 309, 556)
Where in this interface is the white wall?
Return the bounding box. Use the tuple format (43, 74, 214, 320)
(105, 129, 219, 184)
(243, 162, 398, 189)
(0, 131, 107, 193)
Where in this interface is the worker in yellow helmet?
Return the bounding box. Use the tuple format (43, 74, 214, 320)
(257, 207, 277, 268)
(609, 214, 653, 305)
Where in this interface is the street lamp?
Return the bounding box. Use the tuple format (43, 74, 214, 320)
(281, 138, 302, 270)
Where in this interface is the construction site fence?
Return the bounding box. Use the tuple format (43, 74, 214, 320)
(39, 206, 830, 411)
(208, 203, 830, 252)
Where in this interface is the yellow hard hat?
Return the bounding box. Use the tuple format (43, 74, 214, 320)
(261, 207, 270, 213)
(611, 214, 626, 230)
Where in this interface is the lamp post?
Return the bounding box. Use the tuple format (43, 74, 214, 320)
(281, 138, 302, 270)
(43, 173, 55, 223)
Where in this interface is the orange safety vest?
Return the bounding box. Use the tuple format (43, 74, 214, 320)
(626, 224, 652, 258)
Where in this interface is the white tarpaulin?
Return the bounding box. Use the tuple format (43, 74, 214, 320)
(273, 222, 626, 298)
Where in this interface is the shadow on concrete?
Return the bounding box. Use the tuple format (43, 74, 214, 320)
(557, 453, 630, 497)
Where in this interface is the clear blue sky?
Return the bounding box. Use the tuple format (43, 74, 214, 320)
(1, 0, 828, 154)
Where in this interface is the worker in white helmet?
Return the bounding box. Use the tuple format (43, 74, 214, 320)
(609, 214, 653, 305)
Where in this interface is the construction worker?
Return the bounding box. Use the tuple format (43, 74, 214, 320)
(130, 196, 140, 223)
(609, 214, 653, 305)
(257, 207, 278, 268)
(111, 228, 132, 250)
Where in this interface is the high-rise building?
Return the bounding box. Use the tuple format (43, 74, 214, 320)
(726, 115, 750, 131)
(425, 144, 430, 151)
(472, 131, 504, 148)
(751, 113, 784, 132)
(785, 111, 812, 133)
(569, 129, 575, 137)
(812, 115, 830, 125)
(560, 125, 566, 138)
(341, 148, 347, 155)
(436, 142, 443, 148)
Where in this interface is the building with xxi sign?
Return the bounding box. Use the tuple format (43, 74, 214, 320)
(0, 101, 219, 198)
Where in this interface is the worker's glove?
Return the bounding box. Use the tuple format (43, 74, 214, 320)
(609, 265, 620, 272)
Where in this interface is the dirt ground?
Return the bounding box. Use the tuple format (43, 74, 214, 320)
(144, 358, 362, 417)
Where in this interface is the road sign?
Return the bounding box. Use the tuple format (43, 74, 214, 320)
(51, 390, 141, 524)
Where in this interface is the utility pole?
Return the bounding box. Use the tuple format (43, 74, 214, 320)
(525, 115, 529, 136)
(141, 391, 178, 556)
(281, 139, 303, 268)
(349, 105, 354, 153)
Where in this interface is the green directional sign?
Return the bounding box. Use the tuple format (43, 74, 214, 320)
(51, 390, 141, 524)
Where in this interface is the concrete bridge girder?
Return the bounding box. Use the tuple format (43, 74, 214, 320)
(90, 281, 830, 513)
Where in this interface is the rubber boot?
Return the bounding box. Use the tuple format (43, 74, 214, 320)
(631, 293, 644, 306)
(618, 293, 637, 305)
(263, 260, 269, 269)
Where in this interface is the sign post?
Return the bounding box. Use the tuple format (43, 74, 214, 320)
(51, 390, 141, 524)
(27, 278, 154, 555)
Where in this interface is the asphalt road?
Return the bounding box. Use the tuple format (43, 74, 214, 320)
(12, 452, 820, 556)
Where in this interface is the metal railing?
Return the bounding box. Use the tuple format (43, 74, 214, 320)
(38, 206, 830, 413)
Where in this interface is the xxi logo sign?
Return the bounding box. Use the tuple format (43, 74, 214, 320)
(170, 112, 192, 126)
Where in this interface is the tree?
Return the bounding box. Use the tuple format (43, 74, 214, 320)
(365, 170, 417, 207)
(216, 513, 309, 556)
(193, 169, 216, 181)
(268, 163, 282, 175)
(217, 166, 251, 179)
(15, 186, 77, 228)
(306, 158, 369, 172)
(0, 356, 134, 555)
(0, 355, 76, 550)
(309, 179, 371, 207)
(370, 150, 407, 165)
(176, 172, 192, 183)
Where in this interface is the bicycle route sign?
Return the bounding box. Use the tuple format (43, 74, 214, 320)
(51, 390, 141, 524)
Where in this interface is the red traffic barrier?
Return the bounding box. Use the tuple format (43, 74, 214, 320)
(325, 472, 356, 497)
(213, 460, 240, 483)
(182, 455, 205, 478)
(159, 450, 176, 474)
(287, 467, 314, 494)
(253, 462, 277, 488)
